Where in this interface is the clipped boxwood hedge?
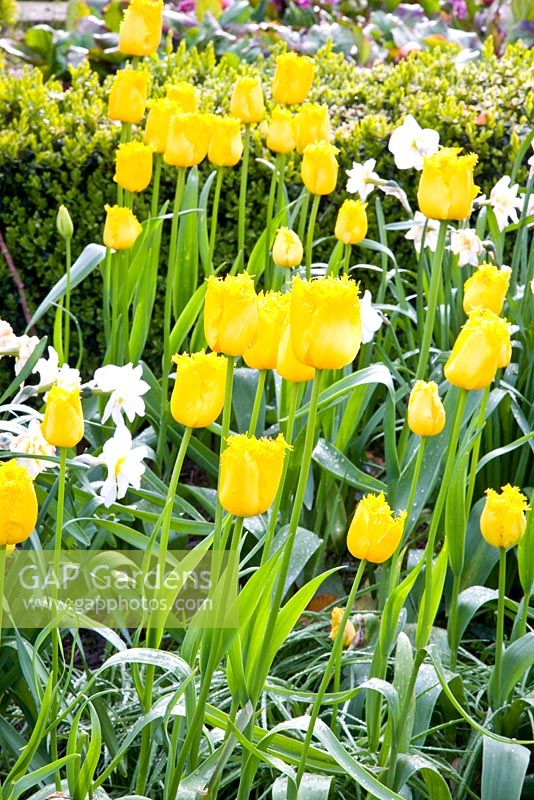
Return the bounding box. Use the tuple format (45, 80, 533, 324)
(0, 40, 532, 370)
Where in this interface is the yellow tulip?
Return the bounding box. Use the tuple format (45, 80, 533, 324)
(108, 69, 150, 124)
(114, 141, 153, 193)
(219, 434, 290, 517)
(204, 272, 258, 356)
(463, 263, 511, 315)
(243, 292, 290, 370)
(6, 544, 15, 555)
(272, 52, 314, 105)
(164, 113, 212, 167)
(208, 117, 243, 167)
(335, 199, 368, 245)
(118, 0, 163, 56)
(480, 484, 529, 549)
(42, 378, 84, 449)
(276, 319, 315, 383)
(444, 309, 511, 390)
(407, 380, 446, 437)
(0, 460, 38, 546)
(272, 228, 303, 268)
(166, 81, 198, 112)
(330, 607, 356, 648)
(290, 275, 361, 369)
(170, 351, 227, 428)
(266, 107, 296, 154)
(103, 205, 142, 250)
(295, 104, 331, 154)
(347, 492, 407, 564)
(144, 98, 181, 154)
(417, 148, 479, 220)
(301, 142, 339, 196)
(230, 76, 265, 124)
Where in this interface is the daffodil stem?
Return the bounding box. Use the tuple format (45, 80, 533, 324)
(238, 126, 251, 263)
(209, 167, 224, 270)
(305, 193, 320, 281)
(294, 560, 367, 793)
(248, 370, 266, 436)
(466, 385, 490, 511)
(265, 159, 279, 285)
(415, 220, 447, 381)
(63, 238, 71, 366)
(50, 446, 67, 791)
(494, 547, 507, 718)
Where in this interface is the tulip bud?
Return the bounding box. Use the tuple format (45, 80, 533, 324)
(208, 117, 243, 167)
(0, 460, 38, 546)
(290, 275, 361, 369)
(41, 367, 84, 449)
(164, 113, 212, 168)
(230, 76, 265, 124)
(301, 142, 339, 196)
(330, 607, 356, 647)
(219, 434, 291, 517)
(114, 141, 153, 193)
(170, 351, 227, 428)
(276, 319, 315, 383)
(335, 199, 368, 245)
(272, 52, 315, 106)
(57, 205, 73, 241)
(166, 81, 198, 112)
(418, 148, 479, 220)
(272, 228, 303, 269)
(294, 104, 331, 154)
(480, 484, 529, 549)
(108, 69, 150, 124)
(204, 272, 258, 356)
(144, 98, 181, 154)
(444, 309, 511, 390)
(118, 0, 163, 57)
(347, 493, 407, 564)
(267, 107, 296, 154)
(243, 292, 290, 370)
(103, 205, 143, 251)
(463, 262, 511, 315)
(407, 380, 446, 437)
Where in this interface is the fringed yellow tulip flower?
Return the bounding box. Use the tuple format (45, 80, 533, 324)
(272, 52, 314, 105)
(295, 104, 331, 154)
(219, 434, 290, 517)
(42, 370, 84, 449)
(114, 141, 153, 193)
(290, 275, 361, 369)
(267, 107, 296, 154)
(347, 493, 407, 564)
(208, 117, 243, 167)
(444, 310, 511, 390)
(480, 484, 529, 548)
(301, 142, 339, 196)
(144, 98, 180, 154)
(463, 263, 511, 315)
(330, 607, 356, 648)
(272, 228, 303, 268)
(103, 205, 142, 250)
(108, 69, 150, 124)
(170, 351, 227, 428)
(164, 113, 212, 167)
(204, 272, 258, 356)
(417, 148, 479, 220)
(118, 0, 163, 56)
(276, 320, 315, 383)
(243, 292, 290, 370)
(335, 199, 368, 245)
(407, 380, 446, 437)
(230, 76, 265, 124)
(0, 460, 38, 546)
(166, 82, 198, 112)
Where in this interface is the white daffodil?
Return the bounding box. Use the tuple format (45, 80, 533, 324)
(33, 346, 60, 388)
(0, 320, 19, 356)
(10, 419, 56, 478)
(449, 228, 484, 267)
(14, 335, 40, 375)
(56, 364, 82, 392)
(483, 176, 523, 232)
(346, 159, 380, 201)
(388, 114, 440, 171)
(405, 212, 440, 253)
(360, 290, 383, 344)
(99, 426, 148, 507)
(93, 363, 150, 426)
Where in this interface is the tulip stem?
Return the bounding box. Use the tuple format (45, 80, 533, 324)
(151, 153, 162, 219)
(493, 547, 507, 721)
(298, 190, 310, 245)
(103, 248, 112, 344)
(209, 167, 224, 270)
(265, 159, 279, 285)
(415, 220, 447, 381)
(343, 243, 351, 276)
(0, 545, 6, 647)
(121, 249, 129, 365)
(238, 126, 251, 264)
(63, 237, 71, 366)
(466, 385, 490, 511)
(248, 370, 266, 436)
(276, 153, 287, 220)
(294, 560, 367, 794)
(213, 356, 235, 551)
(305, 193, 320, 281)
